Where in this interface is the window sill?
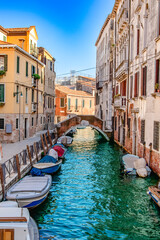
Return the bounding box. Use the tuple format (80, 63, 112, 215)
(139, 96, 147, 100)
(151, 92, 160, 98)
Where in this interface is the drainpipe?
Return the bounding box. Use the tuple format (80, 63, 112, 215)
(127, 0, 131, 124)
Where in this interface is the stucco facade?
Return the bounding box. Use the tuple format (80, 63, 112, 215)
(96, 0, 160, 176)
(39, 47, 55, 130)
(55, 85, 95, 123)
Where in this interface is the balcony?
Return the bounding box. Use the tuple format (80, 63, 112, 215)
(116, 60, 128, 82)
(114, 95, 126, 110)
(118, 9, 128, 34)
(31, 102, 37, 112)
(30, 44, 38, 58)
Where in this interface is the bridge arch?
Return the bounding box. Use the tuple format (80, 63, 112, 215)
(56, 115, 109, 141)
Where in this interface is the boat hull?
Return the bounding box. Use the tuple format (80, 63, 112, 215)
(147, 187, 160, 207)
(33, 162, 62, 175)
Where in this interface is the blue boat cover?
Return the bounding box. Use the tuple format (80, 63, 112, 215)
(30, 168, 44, 176)
(39, 155, 57, 164)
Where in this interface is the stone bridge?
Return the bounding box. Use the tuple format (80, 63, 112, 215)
(56, 115, 110, 141)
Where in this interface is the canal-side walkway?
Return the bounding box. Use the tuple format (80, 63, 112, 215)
(1, 130, 54, 164)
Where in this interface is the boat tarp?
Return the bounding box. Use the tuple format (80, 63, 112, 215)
(11, 176, 48, 193)
(52, 145, 65, 157)
(39, 155, 57, 164)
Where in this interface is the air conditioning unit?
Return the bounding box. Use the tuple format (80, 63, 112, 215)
(32, 103, 36, 112)
(32, 77, 36, 87)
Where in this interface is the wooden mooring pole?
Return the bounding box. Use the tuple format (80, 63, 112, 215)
(27, 145, 33, 167)
(44, 134, 49, 152)
(47, 130, 52, 147)
(16, 154, 21, 180)
(0, 165, 5, 200)
(34, 142, 38, 162)
(40, 135, 46, 156)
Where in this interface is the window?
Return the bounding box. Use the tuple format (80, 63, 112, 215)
(155, 59, 160, 92)
(137, 28, 140, 55)
(60, 98, 65, 107)
(141, 120, 145, 143)
(82, 99, 85, 108)
(0, 56, 4, 70)
(31, 65, 35, 76)
(0, 55, 7, 72)
(75, 99, 78, 110)
(26, 61, 28, 77)
(0, 118, 4, 129)
(121, 80, 126, 96)
(158, 0, 160, 36)
(153, 121, 160, 151)
(115, 117, 117, 131)
(16, 118, 19, 129)
(25, 88, 28, 104)
(90, 100, 92, 108)
(0, 84, 5, 102)
(3, 35, 6, 42)
(68, 98, 71, 110)
(134, 72, 139, 97)
(50, 61, 52, 71)
(130, 76, 133, 99)
(32, 89, 34, 103)
(17, 56, 20, 73)
(141, 66, 147, 96)
(16, 85, 19, 103)
(32, 117, 34, 127)
(128, 118, 131, 138)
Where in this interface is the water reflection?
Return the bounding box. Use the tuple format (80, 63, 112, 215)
(31, 127, 160, 240)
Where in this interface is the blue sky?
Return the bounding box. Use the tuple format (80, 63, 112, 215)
(0, 0, 114, 78)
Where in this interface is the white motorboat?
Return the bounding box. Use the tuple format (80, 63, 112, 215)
(0, 201, 39, 240)
(122, 154, 151, 176)
(6, 175, 52, 209)
(57, 136, 73, 146)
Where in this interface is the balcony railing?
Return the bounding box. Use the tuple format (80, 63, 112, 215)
(30, 44, 38, 57)
(116, 60, 128, 81)
(114, 96, 126, 109)
(118, 9, 128, 33)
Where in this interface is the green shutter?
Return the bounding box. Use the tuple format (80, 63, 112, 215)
(17, 56, 19, 73)
(83, 99, 85, 108)
(26, 62, 28, 77)
(90, 100, 92, 108)
(0, 84, 4, 102)
(4, 55, 8, 71)
(68, 98, 71, 110)
(75, 99, 78, 110)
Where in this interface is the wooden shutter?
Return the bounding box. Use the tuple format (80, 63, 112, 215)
(0, 84, 4, 102)
(141, 67, 143, 96)
(153, 121, 160, 151)
(130, 76, 133, 99)
(128, 118, 131, 138)
(144, 66, 147, 96)
(134, 73, 137, 97)
(26, 62, 28, 77)
(4, 55, 8, 71)
(137, 29, 140, 55)
(156, 60, 159, 92)
(141, 120, 145, 143)
(17, 56, 19, 73)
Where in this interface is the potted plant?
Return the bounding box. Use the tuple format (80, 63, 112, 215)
(0, 70, 6, 76)
(155, 83, 159, 92)
(32, 73, 40, 80)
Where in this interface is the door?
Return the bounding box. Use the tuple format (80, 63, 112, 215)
(24, 118, 28, 139)
(132, 117, 137, 155)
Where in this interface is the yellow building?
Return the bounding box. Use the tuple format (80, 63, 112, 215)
(0, 39, 44, 143)
(39, 47, 55, 130)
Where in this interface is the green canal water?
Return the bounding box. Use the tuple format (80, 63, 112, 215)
(31, 127, 160, 240)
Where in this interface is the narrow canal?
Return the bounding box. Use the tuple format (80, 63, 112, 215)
(32, 127, 160, 240)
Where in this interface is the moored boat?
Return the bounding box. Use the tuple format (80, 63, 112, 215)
(147, 186, 160, 207)
(32, 155, 62, 175)
(52, 144, 67, 159)
(6, 175, 52, 209)
(57, 136, 73, 146)
(0, 201, 39, 239)
(122, 154, 151, 176)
